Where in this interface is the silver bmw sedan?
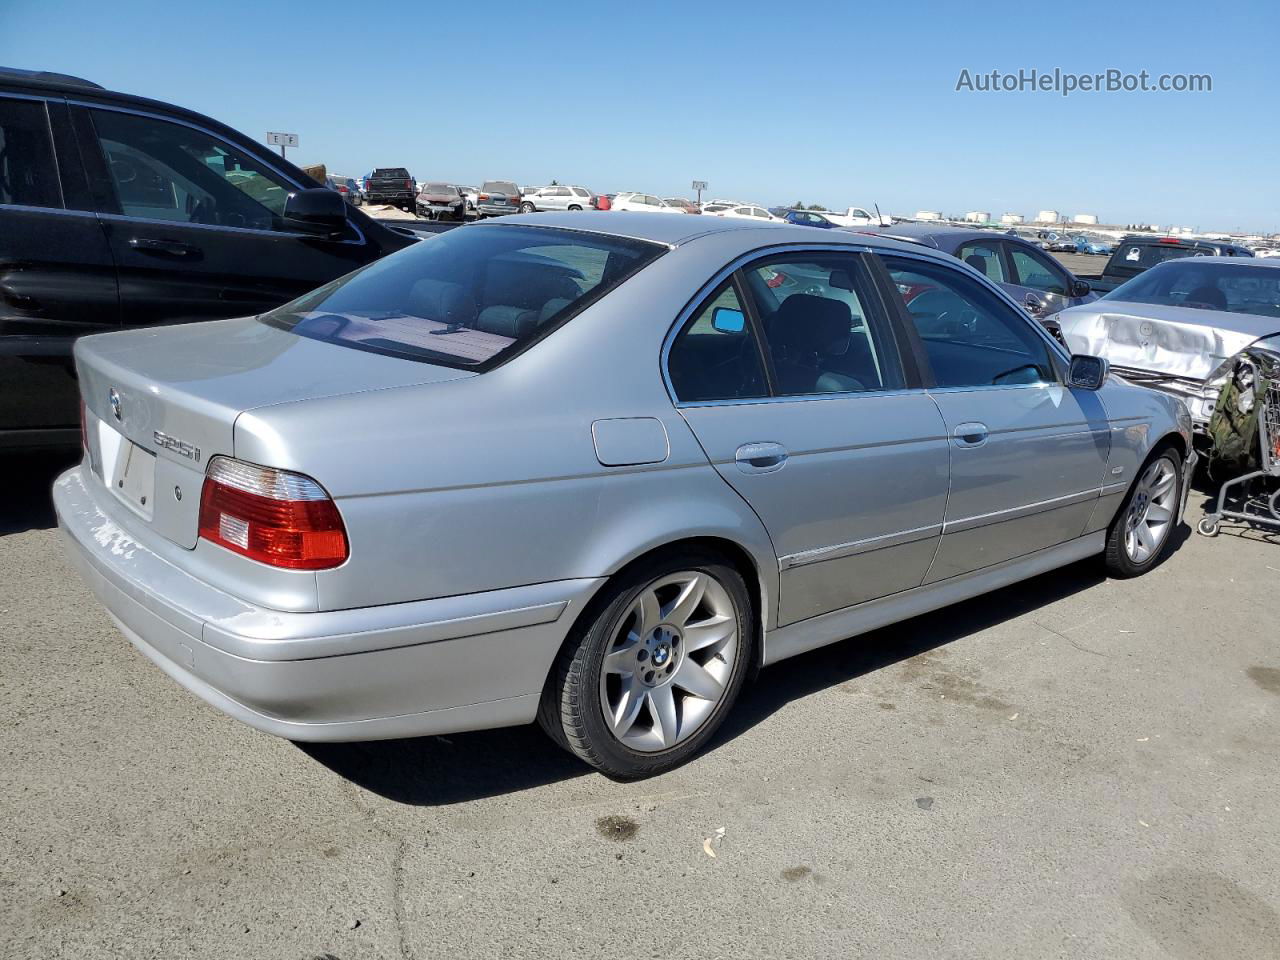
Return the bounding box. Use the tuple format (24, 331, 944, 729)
(56, 213, 1193, 778)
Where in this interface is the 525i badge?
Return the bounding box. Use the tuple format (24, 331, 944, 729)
(153, 431, 202, 463)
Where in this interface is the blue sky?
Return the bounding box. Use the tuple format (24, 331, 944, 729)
(5, 0, 1277, 232)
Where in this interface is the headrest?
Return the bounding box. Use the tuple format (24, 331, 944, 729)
(964, 254, 989, 275)
(407, 278, 477, 327)
(771, 294, 851, 355)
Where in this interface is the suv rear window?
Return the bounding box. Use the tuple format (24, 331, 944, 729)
(264, 224, 665, 369)
(481, 181, 518, 194)
(373, 168, 410, 178)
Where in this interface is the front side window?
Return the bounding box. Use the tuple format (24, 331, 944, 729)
(1008, 246, 1067, 294)
(882, 255, 1056, 388)
(264, 224, 664, 368)
(956, 241, 1007, 282)
(89, 109, 291, 229)
(744, 255, 903, 396)
(667, 282, 768, 402)
(0, 97, 62, 209)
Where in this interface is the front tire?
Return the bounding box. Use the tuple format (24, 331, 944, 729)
(520, 201, 535, 214)
(538, 551, 755, 779)
(1104, 447, 1183, 577)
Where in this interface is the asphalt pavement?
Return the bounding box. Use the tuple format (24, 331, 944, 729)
(2, 454, 1278, 960)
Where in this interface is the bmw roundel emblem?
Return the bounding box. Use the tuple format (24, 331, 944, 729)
(109, 388, 122, 421)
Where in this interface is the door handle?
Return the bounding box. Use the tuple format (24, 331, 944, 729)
(735, 441, 788, 474)
(128, 237, 200, 257)
(953, 422, 989, 447)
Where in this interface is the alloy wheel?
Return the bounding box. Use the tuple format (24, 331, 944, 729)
(1124, 457, 1178, 563)
(598, 570, 739, 753)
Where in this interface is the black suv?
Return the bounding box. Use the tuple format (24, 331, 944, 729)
(0, 67, 415, 450)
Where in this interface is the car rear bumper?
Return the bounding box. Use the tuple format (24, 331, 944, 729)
(476, 204, 519, 216)
(54, 464, 603, 742)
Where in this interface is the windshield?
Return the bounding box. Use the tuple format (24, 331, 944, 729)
(1103, 261, 1280, 319)
(423, 183, 455, 194)
(262, 225, 666, 369)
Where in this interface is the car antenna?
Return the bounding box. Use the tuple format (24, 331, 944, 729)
(874, 202, 884, 225)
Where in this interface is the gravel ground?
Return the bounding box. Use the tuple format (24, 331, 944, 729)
(2, 453, 1278, 960)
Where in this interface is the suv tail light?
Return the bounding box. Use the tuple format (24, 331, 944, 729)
(405, 179, 413, 190)
(198, 457, 348, 570)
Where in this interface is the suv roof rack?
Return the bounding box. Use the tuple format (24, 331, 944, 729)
(0, 66, 103, 89)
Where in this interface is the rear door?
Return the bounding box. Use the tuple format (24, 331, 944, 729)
(0, 94, 118, 435)
(877, 252, 1110, 582)
(72, 102, 381, 329)
(667, 248, 949, 625)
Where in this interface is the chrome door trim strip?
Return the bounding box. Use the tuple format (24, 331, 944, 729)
(943, 487, 1099, 534)
(779, 522, 943, 571)
(1100, 480, 1129, 495)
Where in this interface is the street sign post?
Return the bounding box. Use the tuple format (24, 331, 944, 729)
(692, 180, 708, 205)
(266, 131, 299, 158)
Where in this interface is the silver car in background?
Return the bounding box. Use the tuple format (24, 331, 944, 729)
(1056, 257, 1280, 440)
(475, 179, 522, 217)
(56, 213, 1192, 779)
(520, 184, 595, 213)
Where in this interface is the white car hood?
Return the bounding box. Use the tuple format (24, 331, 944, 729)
(1056, 300, 1280, 382)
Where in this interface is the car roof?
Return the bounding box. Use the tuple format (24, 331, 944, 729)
(0, 66, 102, 90)
(485, 211, 955, 259)
(876, 223, 1016, 248)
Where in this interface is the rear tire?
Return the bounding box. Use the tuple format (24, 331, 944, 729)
(520, 201, 535, 214)
(538, 550, 755, 779)
(1104, 446, 1183, 577)
(568, 204, 582, 211)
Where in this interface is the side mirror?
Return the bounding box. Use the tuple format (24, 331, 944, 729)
(284, 187, 348, 238)
(712, 306, 746, 333)
(1071, 278, 1092, 298)
(1068, 354, 1109, 391)
(1023, 293, 1045, 318)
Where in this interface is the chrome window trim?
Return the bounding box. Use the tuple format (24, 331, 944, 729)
(0, 202, 97, 220)
(65, 98, 369, 247)
(661, 240, 912, 408)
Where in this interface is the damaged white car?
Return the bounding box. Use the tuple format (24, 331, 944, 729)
(1056, 257, 1280, 446)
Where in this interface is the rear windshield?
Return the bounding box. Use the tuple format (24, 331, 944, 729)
(1103, 260, 1280, 319)
(1109, 241, 1219, 275)
(481, 181, 518, 194)
(263, 224, 666, 369)
(373, 168, 410, 178)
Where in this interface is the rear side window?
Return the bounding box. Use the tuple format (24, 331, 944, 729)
(264, 224, 665, 369)
(956, 241, 1007, 283)
(0, 97, 61, 209)
(668, 282, 768, 402)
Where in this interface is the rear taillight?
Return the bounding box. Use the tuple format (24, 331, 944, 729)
(197, 457, 348, 570)
(405, 180, 412, 190)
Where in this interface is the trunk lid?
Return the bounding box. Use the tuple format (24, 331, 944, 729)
(76, 316, 473, 547)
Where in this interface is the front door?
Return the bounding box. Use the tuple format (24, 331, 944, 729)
(0, 95, 118, 435)
(1005, 241, 1085, 317)
(878, 253, 1110, 582)
(666, 249, 950, 625)
(72, 104, 381, 329)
